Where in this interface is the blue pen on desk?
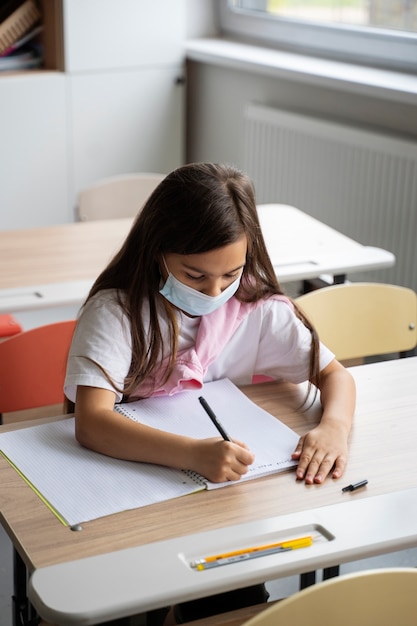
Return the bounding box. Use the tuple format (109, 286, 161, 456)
(198, 396, 232, 442)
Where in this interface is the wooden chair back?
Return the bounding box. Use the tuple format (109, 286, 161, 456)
(243, 568, 417, 626)
(296, 282, 417, 362)
(77, 172, 165, 221)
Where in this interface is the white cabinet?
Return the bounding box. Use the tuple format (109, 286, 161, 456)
(63, 0, 185, 71)
(69, 66, 184, 196)
(0, 73, 69, 229)
(65, 0, 186, 217)
(1, 0, 186, 230)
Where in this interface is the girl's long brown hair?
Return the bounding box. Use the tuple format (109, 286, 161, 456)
(85, 163, 320, 397)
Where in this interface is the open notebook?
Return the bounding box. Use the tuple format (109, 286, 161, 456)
(0, 379, 299, 526)
(115, 378, 299, 490)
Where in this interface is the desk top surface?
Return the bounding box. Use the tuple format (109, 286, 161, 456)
(0, 218, 128, 289)
(1, 357, 415, 574)
(0, 204, 394, 293)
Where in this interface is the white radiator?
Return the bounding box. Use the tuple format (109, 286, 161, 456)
(244, 103, 417, 291)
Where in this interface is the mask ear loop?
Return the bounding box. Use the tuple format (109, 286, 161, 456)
(159, 255, 170, 279)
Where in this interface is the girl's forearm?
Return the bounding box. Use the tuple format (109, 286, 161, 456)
(318, 363, 356, 433)
(75, 408, 194, 469)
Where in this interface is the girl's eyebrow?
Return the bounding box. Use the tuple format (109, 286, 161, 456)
(182, 262, 245, 275)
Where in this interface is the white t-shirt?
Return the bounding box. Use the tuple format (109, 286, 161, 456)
(65, 290, 334, 403)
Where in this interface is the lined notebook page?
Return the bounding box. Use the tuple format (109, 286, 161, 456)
(0, 380, 299, 525)
(116, 379, 299, 489)
(0, 419, 204, 526)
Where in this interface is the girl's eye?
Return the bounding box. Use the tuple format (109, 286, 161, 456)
(186, 273, 204, 281)
(225, 271, 241, 280)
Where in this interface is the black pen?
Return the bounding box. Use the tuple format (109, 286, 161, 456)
(342, 479, 368, 492)
(198, 396, 232, 442)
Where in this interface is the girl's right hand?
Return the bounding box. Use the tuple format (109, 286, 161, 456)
(188, 438, 254, 483)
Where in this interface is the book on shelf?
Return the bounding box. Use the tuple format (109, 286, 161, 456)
(0, 379, 299, 526)
(0, 24, 42, 57)
(0, 44, 42, 71)
(0, 0, 41, 56)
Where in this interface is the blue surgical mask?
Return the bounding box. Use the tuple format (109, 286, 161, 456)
(159, 259, 242, 317)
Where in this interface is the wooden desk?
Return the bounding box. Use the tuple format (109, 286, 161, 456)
(0, 205, 395, 313)
(0, 357, 416, 624)
(0, 218, 127, 313)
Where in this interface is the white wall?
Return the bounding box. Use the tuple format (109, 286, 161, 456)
(185, 0, 219, 37)
(186, 60, 417, 166)
(185, 41, 417, 291)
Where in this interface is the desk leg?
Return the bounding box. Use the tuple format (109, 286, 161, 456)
(323, 565, 340, 580)
(13, 549, 39, 626)
(301, 274, 346, 294)
(299, 571, 316, 589)
(300, 566, 339, 590)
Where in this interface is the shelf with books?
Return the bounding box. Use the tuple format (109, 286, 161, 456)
(0, 0, 63, 74)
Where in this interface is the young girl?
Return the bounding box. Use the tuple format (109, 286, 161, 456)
(65, 162, 355, 622)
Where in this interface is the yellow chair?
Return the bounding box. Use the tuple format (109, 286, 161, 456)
(243, 568, 417, 626)
(296, 282, 417, 363)
(76, 172, 165, 221)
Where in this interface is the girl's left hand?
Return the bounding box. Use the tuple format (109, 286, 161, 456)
(291, 422, 349, 484)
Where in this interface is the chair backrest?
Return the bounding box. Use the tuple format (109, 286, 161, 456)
(243, 568, 417, 626)
(296, 282, 417, 361)
(0, 320, 76, 414)
(0, 313, 23, 338)
(77, 172, 165, 221)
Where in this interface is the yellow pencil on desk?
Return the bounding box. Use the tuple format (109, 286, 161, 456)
(191, 535, 313, 570)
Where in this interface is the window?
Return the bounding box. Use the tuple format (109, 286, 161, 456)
(233, 0, 417, 34)
(219, 0, 417, 72)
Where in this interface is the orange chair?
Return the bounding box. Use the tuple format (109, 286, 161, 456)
(0, 319, 76, 423)
(0, 313, 23, 338)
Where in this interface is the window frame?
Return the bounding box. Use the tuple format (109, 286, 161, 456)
(219, 0, 417, 73)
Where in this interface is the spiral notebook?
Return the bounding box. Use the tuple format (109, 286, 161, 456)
(115, 378, 299, 490)
(0, 379, 299, 526)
